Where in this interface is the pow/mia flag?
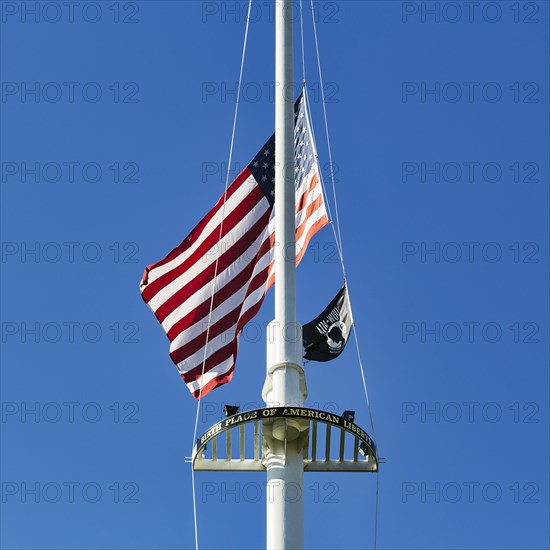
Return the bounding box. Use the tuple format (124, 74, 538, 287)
(303, 285, 353, 362)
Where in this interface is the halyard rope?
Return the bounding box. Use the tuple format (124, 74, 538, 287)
(190, 2, 253, 548)
(299, 0, 306, 84)
(308, 1, 380, 548)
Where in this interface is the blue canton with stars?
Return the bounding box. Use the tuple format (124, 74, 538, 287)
(248, 94, 314, 207)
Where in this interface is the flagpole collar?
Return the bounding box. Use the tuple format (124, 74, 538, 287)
(262, 362, 307, 405)
(266, 361, 305, 377)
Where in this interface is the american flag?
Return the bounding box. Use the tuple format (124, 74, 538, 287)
(140, 95, 328, 398)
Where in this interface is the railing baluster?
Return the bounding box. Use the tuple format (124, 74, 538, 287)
(325, 425, 331, 462)
(312, 421, 317, 462)
(254, 420, 259, 461)
(226, 429, 231, 462)
(240, 424, 245, 461)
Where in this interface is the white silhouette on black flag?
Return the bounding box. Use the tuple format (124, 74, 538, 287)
(303, 285, 353, 362)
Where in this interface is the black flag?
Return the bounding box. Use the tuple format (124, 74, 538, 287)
(303, 285, 353, 362)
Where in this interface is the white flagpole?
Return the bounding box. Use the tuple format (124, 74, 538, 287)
(262, 1, 307, 549)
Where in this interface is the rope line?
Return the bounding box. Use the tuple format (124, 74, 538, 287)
(374, 471, 380, 550)
(351, 321, 377, 446)
(309, 0, 345, 272)
(308, 0, 376, 441)
(309, 2, 379, 548)
(190, 2, 253, 548)
(299, 0, 306, 84)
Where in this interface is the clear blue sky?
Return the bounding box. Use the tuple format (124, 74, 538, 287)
(1, 1, 548, 549)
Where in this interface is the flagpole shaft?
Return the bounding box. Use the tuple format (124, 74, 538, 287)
(264, 1, 305, 549)
(274, 0, 296, 347)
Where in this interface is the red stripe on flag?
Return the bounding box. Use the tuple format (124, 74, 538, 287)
(295, 195, 325, 243)
(188, 363, 235, 399)
(296, 216, 329, 264)
(295, 173, 320, 213)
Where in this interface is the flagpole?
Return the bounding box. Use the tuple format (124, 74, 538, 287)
(263, 0, 307, 548)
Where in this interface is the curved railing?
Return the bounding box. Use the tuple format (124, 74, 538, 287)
(192, 407, 377, 473)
